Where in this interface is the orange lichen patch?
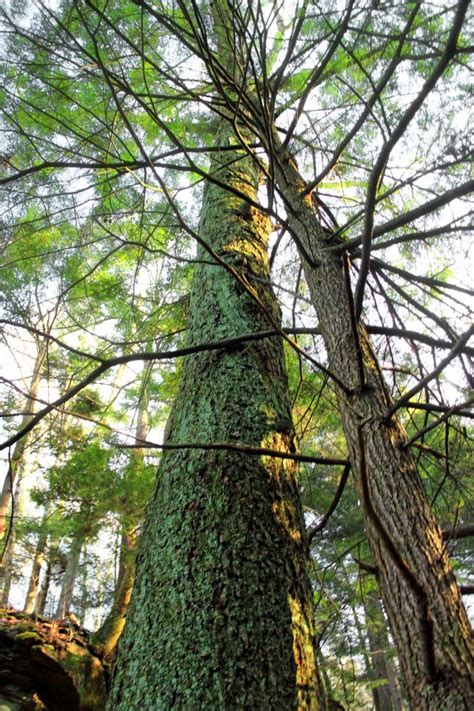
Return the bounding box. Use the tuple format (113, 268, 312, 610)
(288, 595, 319, 710)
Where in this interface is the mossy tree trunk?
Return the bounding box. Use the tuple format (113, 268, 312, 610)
(271, 134, 474, 710)
(109, 123, 322, 709)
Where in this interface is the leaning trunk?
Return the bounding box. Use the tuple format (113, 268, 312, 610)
(273, 136, 474, 709)
(109, 122, 322, 709)
(93, 363, 150, 657)
(92, 527, 137, 658)
(0, 460, 31, 605)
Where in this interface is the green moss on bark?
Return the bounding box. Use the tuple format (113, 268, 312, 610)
(109, 124, 321, 710)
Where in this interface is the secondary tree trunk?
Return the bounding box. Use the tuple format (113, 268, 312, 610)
(109, 123, 322, 709)
(0, 339, 46, 539)
(272, 135, 474, 709)
(35, 551, 53, 616)
(23, 526, 49, 614)
(92, 526, 137, 658)
(93, 364, 150, 657)
(365, 590, 403, 711)
(56, 537, 83, 619)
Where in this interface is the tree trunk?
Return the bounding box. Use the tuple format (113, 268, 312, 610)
(23, 527, 48, 614)
(0, 340, 46, 539)
(109, 122, 322, 709)
(35, 553, 52, 616)
(0, 460, 32, 605)
(93, 364, 150, 657)
(365, 590, 403, 711)
(272, 135, 474, 709)
(92, 527, 137, 658)
(56, 537, 82, 619)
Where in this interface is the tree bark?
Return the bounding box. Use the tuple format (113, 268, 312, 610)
(271, 134, 474, 709)
(109, 123, 322, 709)
(0, 459, 32, 605)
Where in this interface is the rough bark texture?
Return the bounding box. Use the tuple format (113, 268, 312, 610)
(109, 124, 321, 710)
(272, 137, 474, 710)
(0, 608, 107, 710)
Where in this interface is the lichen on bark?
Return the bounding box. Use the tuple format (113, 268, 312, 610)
(108, 123, 322, 710)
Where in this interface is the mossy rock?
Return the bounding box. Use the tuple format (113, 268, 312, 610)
(0, 610, 107, 710)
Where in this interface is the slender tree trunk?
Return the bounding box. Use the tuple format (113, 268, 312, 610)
(0, 342, 46, 602)
(0, 460, 32, 605)
(34, 552, 52, 616)
(56, 537, 82, 618)
(109, 122, 322, 709)
(78, 544, 89, 625)
(92, 527, 137, 658)
(0, 340, 46, 539)
(272, 134, 474, 709)
(365, 590, 403, 711)
(23, 527, 49, 614)
(93, 373, 149, 656)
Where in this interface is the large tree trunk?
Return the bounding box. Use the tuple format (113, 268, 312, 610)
(109, 123, 322, 709)
(272, 137, 474, 709)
